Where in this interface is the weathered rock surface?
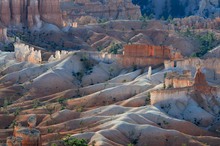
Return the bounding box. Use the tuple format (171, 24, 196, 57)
(61, 0, 141, 22)
(119, 44, 183, 68)
(1, 49, 220, 145)
(14, 43, 42, 64)
(0, 24, 7, 42)
(165, 58, 220, 82)
(0, 0, 62, 27)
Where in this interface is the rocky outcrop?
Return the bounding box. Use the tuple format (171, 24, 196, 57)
(61, 0, 141, 22)
(165, 71, 193, 89)
(120, 44, 182, 68)
(6, 136, 22, 146)
(0, 24, 7, 42)
(164, 58, 220, 82)
(48, 50, 69, 62)
(14, 43, 42, 64)
(133, 0, 220, 19)
(170, 16, 220, 30)
(12, 115, 41, 146)
(0, 0, 62, 27)
(193, 67, 211, 93)
(151, 68, 220, 126)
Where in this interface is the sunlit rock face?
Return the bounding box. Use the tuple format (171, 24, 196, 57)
(0, 0, 62, 27)
(48, 50, 69, 62)
(14, 43, 42, 64)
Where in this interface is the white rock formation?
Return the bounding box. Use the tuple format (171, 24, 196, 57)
(147, 66, 152, 79)
(14, 43, 42, 64)
(48, 50, 69, 62)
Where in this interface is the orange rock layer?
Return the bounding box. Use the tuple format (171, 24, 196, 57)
(121, 44, 173, 68)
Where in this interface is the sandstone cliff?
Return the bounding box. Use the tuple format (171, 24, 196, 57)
(0, 0, 62, 27)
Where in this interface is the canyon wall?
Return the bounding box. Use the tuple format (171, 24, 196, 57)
(0, 0, 62, 27)
(150, 87, 191, 105)
(61, 0, 141, 21)
(121, 44, 172, 68)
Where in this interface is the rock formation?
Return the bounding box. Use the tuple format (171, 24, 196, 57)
(14, 43, 42, 64)
(133, 0, 220, 19)
(165, 70, 193, 89)
(39, 0, 63, 27)
(6, 136, 22, 146)
(164, 58, 220, 82)
(170, 16, 220, 30)
(12, 115, 41, 146)
(151, 67, 220, 127)
(61, 0, 141, 22)
(48, 50, 69, 62)
(147, 66, 152, 78)
(120, 44, 182, 68)
(193, 67, 211, 93)
(0, 0, 62, 27)
(0, 24, 7, 42)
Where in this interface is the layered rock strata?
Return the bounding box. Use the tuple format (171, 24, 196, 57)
(0, 0, 62, 27)
(61, 0, 141, 21)
(120, 44, 182, 68)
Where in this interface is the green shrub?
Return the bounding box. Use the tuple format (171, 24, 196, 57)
(62, 135, 88, 146)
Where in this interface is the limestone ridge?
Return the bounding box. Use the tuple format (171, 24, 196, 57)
(0, 0, 62, 28)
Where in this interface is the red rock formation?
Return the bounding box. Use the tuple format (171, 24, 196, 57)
(39, 0, 63, 27)
(0, 0, 62, 27)
(0, 0, 11, 26)
(193, 68, 212, 93)
(6, 136, 22, 146)
(121, 44, 172, 68)
(124, 44, 171, 58)
(14, 128, 41, 146)
(12, 116, 41, 146)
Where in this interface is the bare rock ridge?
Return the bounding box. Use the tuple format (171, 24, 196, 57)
(61, 0, 141, 22)
(0, 0, 62, 27)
